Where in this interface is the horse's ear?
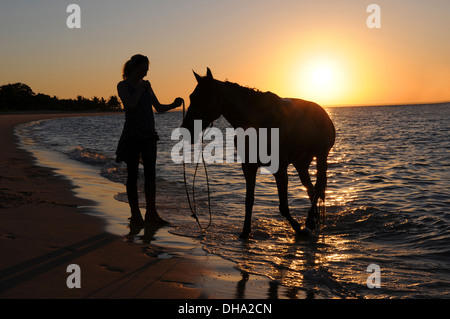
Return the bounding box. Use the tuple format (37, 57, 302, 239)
(206, 67, 213, 80)
(193, 70, 202, 83)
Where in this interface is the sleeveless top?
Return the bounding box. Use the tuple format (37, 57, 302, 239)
(123, 82, 157, 138)
(115, 81, 159, 163)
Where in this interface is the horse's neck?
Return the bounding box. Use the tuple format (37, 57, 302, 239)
(219, 82, 258, 129)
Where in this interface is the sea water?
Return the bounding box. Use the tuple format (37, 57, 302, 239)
(16, 103, 450, 298)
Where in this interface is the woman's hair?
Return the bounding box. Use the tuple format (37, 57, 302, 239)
(122, 54, 150, 80)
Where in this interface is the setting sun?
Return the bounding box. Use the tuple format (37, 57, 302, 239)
(291, 56, 348, 106)
(313, 66, 333, 87)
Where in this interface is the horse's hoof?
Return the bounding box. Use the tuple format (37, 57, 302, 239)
(239, 232, 250, 240)
(292, 224, 302, 234)
(295, 227, 313, 239)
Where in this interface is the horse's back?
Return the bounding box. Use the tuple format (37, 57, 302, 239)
(278, 98, 335, 160)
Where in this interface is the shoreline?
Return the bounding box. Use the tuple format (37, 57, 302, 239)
(0, 112, 280, 299)
(0, 112, 213, 299)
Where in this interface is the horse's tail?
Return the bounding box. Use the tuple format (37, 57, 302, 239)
(315, 115, 335, 203)
(315, 152, 328, 202)
(307, 106, 335, 229)
(315, 152, 329, 225)
(305, 151, 330, 230)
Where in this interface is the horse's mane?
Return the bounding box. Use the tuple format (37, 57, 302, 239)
(223, 80, 280, 106)
(224, 80, 260, 93)
(224, 80, 265, 95)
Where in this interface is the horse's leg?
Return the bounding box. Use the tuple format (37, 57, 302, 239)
(293, 155, 315, 202)
(305, 153, 328, 231)
(240, 163, 258, 239)
(274, 166, 302, 234)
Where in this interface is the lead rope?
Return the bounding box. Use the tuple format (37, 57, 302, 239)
(182, 100, 212, 230)
(312, 195, 326, 230)
(319, 198, 326, 227)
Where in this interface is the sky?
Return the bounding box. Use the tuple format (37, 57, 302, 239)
(1, 0, 449, 107)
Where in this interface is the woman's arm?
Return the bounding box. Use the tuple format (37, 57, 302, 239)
(150, 85, 183, 113)
(117, 81, 144, 109)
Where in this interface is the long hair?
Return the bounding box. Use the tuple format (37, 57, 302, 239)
(122, 54, 149, 80)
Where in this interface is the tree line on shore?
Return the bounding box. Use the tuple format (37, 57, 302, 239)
(0, 83, 122, 112)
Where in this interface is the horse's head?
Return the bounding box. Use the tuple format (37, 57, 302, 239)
(181, 68, 223, 143)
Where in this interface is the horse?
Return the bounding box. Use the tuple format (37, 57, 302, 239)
(181, 68, 335, 238)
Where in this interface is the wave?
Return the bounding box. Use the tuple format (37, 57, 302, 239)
(66, 146, 112, 165)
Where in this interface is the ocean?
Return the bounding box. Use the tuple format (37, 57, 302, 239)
(16, 103, 450, 298)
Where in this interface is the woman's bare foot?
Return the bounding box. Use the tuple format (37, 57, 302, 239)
(129, 208, 145, 228)
(145, 211, 169, 226)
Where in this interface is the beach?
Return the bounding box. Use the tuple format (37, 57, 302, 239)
(0, 112, 210, 299)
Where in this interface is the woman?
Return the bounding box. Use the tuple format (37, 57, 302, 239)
(116, 54, 182, 227)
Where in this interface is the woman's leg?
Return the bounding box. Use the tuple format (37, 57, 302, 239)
(126, 139, 144, 224)
(141, 140, 167, 225)
(143, 140, 157, 213)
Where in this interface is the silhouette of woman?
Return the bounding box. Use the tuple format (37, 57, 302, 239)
(116, 54, 182, 227)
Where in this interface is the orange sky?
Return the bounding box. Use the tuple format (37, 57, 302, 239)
(1, 0, 449, 107)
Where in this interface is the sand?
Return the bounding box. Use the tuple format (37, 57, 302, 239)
(0, 112, 211, 299)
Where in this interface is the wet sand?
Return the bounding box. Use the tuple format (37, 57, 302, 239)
(0, 112, 211, 299)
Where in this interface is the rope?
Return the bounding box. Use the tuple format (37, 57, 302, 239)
(319, 198, 326, 226)
(181, 100, 212, 230)
(312, 195, 326, 230)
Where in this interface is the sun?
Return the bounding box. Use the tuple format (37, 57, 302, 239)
(313, 66, 333, 86)
(291, 57, 347, 105)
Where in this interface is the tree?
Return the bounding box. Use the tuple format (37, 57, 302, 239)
(0, 82, 121, 112)
(0, 82, 35, 97)
(0, 83, 36, 110)
(107, 95, 122, 110)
